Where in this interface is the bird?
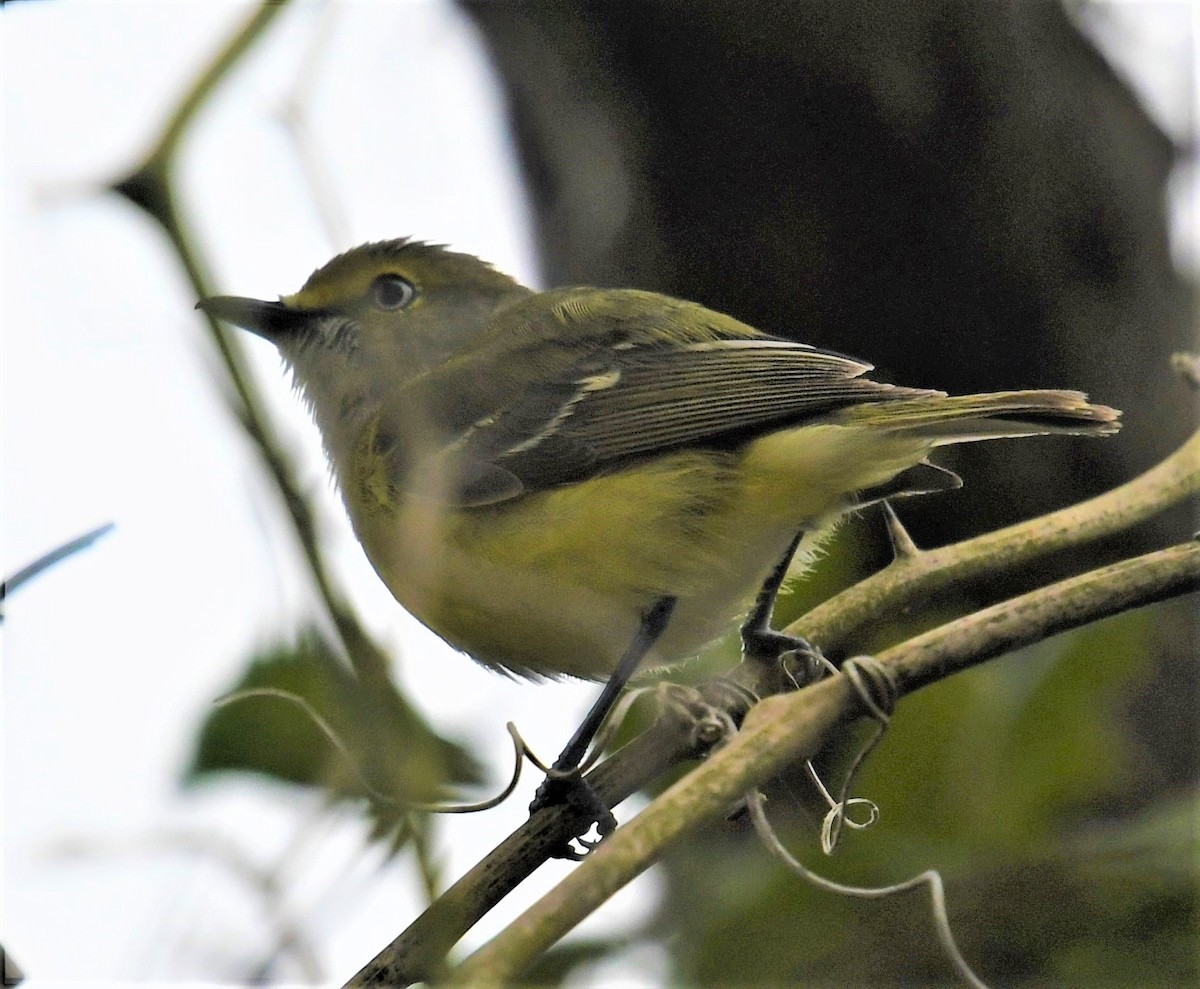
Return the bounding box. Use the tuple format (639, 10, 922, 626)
(198, 238, 1120, 799)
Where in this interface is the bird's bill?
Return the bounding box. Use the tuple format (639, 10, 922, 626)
(196, 295, 318, 341)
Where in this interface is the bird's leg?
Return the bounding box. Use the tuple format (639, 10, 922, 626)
(739, 530, 824, 685)
(553, 596, 676, 774)
(529, 595, 676, 858)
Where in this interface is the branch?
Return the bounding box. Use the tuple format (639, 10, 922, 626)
(795, 428, 1200, 651)
(444, 539, 1199, 986)
(1, 522, 115, 608)
(344, 668, 777, 987)
(344, 423, 1200, 986)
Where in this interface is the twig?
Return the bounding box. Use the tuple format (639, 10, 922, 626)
(343, 669, 781, 987)
(276, 1, 353, 249)
(1, 522, 115, 608)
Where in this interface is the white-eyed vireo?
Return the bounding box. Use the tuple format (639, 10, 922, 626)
(199, 239, 1119, 787)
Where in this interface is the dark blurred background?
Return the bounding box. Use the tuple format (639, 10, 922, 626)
(462, 2, 1197, 985)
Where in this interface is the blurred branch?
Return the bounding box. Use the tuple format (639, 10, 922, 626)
(276, 2, 352, 249)
(145, 5, 288, 168)
(53, 827, 323, 981)
(2, 943, 24, 987)
(348, 423, 1200, 987)
(1, 522, 114, 616)
(108, 0, 391, 685)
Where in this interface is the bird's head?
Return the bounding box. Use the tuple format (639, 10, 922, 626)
(197, 239, 530, 458)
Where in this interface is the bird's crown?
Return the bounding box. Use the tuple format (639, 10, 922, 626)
(285, 238, 524, 313)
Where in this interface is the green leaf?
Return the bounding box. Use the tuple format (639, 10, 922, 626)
(185, 627, 481, 846)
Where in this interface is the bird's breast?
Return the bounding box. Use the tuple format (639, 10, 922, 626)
(342, 427, 935, 680)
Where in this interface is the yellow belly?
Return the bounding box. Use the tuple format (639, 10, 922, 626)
(348, 424, 934, 679)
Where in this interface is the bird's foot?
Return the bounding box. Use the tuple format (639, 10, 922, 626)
(529, 771, 617, 860)
(740, 627, 827, 688)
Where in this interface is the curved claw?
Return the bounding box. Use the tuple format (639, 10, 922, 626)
(743, 628, 826, 688)
(529, 772, 618, 860)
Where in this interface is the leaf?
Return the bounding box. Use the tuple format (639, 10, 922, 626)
(185, 627, 481, 846)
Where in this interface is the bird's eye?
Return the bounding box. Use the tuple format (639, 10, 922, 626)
(372, 274, 416, 310)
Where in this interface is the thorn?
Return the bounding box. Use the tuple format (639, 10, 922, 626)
(881, 501, 921, 559)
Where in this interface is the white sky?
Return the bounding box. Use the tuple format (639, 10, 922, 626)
(1, 1, 1194, 986)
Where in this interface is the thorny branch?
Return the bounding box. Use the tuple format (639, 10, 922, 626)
(353, 420, 1199, 987)
(443, 540, 1198, 988)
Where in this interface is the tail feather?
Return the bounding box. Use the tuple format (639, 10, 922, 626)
(837, 389, 1121, 444)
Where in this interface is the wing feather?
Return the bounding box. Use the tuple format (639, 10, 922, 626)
(393, 289, 939, 504)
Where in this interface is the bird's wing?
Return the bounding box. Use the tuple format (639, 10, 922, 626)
(383, 289, 940, 505)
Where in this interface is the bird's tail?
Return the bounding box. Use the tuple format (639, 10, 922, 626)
(836, 389, 1121, 444)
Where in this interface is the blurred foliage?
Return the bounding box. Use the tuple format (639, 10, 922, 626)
(655, 792, 1196, 988)
(185, 628, 481, 850)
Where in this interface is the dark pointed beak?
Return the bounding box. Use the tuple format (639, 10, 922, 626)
(196, 296, 320, 341)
